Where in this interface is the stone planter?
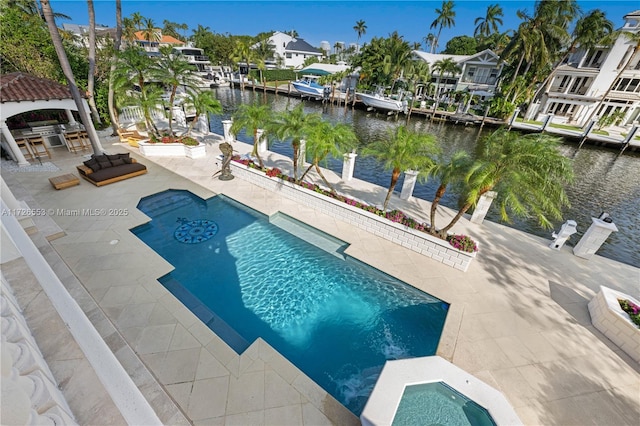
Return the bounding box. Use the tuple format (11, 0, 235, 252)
(138, 141, 206, 159)
(588, 286, 640, 363)
(230, 162, 477, 272)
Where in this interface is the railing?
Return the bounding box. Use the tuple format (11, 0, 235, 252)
(119, 106, 164, 125)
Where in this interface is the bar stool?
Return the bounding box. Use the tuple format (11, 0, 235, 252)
(27, 136, 51, 159)
(15, 138, 34, 160)
(64, 131, 85, 153)
(78, 130, 90, 149)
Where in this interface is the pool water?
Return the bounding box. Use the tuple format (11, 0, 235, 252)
(132, 190, 449, 414)
(392, 382, 496, 426)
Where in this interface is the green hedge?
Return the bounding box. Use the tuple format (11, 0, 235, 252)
(248, 69, 297, 82)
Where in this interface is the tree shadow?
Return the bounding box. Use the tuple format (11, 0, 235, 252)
(549, 280, 640, 374)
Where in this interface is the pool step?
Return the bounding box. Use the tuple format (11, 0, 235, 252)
(269, 212, 349, 258)
(160, 275, 250, 354)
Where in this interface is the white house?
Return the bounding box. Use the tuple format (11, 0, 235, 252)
(257, 31, 324, 69)
(532, 10, 640, 127)
(412, 49, 503, 98)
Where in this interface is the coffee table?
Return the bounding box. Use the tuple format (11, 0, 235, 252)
(49, 173, 80, 190)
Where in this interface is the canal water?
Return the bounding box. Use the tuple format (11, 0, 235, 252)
(210, 87, 640, 268)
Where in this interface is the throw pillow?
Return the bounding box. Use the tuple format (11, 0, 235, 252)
(111, 158, 125, 166)
(83, 158, 101, 172)
(94, 155, 111, 168)
(118, 153, 132, 164)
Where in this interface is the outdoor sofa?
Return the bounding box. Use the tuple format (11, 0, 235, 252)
(76, 153, 147, 186)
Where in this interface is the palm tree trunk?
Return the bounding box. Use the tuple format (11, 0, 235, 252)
(298, 162, 315, 183)
(292, 139, 300, 183)
(383, 169, 400, 210)
(438, 202, 472, 238)
(86, 0, 102, 124)
(510, 52, 525, 86)
(41, 0, 102, 154)
(314, 163, 336, 194)
(429, 184, 447, 234)
(108, 0, 122, 134)
(252, 129, 264, 169)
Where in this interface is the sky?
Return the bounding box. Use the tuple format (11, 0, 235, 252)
(51, 0, 639, 50)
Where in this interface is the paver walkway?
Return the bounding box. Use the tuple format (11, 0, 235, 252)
(2, 130, 638, 425)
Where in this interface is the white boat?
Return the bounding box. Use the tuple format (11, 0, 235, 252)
(357, 89, 407, 114)
(291, 75, 327, 99)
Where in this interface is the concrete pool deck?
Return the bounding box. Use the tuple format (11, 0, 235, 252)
(2, 131, 639, 425)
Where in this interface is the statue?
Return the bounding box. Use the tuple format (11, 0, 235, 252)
(217, 142, 234, 181)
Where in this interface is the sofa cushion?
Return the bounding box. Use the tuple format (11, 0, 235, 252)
(83, 158, 101, 172)
(93, 154, 112, 169)
(111, 158, 126, 167)
(118, 152, 132, 164)
(86, 162, 147, 183)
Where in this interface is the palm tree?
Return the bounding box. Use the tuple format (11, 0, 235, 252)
(423, 33, 437, 53)
(152, 46, 201, 136)
(86, 0, 101, 124)
(232, 40, 253, 90)
(108, 0, 123, 134)
(583, 30, 640, 126)
(436, 129, 573, 237)
(363, 126, 439, 210)
(141, 18, 160, 44)
(113, 46, 158, 133)
(230, 103, 272, 169)
(130, 11, 144, 30)
(270, 105, 322, 182)
(185, 90, 222, 136)
(40, 0, 102, 154)
(354, 20, 367, 51)
(430, 1, 456, 54)
(162, 19, 187, 41)
(122, 17, 137, 44)
(426, 151, 471, 235)
(432, 57, 461, 110)
(474, 4, 504, 39)
(299, 121, 358, 193)
(526, 9, 614, 119)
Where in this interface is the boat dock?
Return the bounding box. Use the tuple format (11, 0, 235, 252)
(229, 81, 640, 153)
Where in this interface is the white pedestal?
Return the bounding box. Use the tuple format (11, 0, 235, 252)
(222, 120, 233, 142)
(342, 152, 357, 181)
(573, 217, 618, 259)
(256, 128, 267, 154)
(470, 191, 497, 224)
(400, 170, 419, 200)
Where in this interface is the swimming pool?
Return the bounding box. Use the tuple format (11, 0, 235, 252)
(132, 190, 449, 414)
(392, 382, 496, 426)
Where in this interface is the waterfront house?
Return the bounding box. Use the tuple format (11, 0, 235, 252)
(256, 31, 324, 69)
(131, 30, 184, 54)
(412, 49, 503, 99)
(531, 10, 640, 127)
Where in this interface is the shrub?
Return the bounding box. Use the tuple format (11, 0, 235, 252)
(618, 299, 640, 328)
(446, 234, 478, 253)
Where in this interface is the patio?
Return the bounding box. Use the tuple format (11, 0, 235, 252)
(1, 130, 639, 425)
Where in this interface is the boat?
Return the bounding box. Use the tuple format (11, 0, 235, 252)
(356, 87, 407, 114)
(172, 45, 224, 89)
(291, 75, 327, 99)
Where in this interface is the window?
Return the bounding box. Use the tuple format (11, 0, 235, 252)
(286, 53, 292, 58)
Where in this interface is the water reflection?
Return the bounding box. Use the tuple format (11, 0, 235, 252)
(209, 88, 640, 267)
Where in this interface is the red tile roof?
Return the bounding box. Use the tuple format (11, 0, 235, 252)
(0, 73, 74, 103)
(134, 31, 184, 45)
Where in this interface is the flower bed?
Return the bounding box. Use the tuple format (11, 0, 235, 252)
(588, 286, 640, 363)
(229, 159, 478, 271)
